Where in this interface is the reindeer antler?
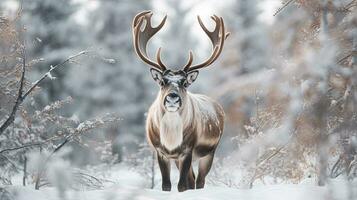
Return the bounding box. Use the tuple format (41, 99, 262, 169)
(133, 11, 229, 72)
(184, 15, 229, 72)
(132, 11, 168, 71)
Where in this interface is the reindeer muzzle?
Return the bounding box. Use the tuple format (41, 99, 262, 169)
(164, 92, 181, 112)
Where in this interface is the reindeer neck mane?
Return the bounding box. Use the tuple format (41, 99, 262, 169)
(151, 91, 218, 132)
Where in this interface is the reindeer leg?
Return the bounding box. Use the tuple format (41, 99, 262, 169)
(177, 152, 193, 192)
(175, 160, 180, 169)
(196, 152, 214, 189)
(157, 152, 171, 191)
(175, 160, 195, 189)
(188, 165, 196, 189)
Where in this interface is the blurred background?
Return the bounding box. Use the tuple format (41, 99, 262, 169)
(0, 0, 356, 192)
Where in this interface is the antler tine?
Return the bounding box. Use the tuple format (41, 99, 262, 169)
(156, 47, 168, 70)
(132, 11, 167, 71)
(133, 11, 151, 28)
(183, 51, 194, 71)
(184, 15, 228, 72)
(208, 15, 222, 44)
(206, 17, 226, 66)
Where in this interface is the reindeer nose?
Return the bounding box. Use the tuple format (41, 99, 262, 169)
(166, 92, 180, 103)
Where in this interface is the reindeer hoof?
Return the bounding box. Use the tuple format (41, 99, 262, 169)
(162, 183, 171, 191)
(178, 182, 188, 192)
(196, 184, 204, 189)
(196, 178, 205, 189)
(188, 182, 195, 190)
(178, 185, 187, 192)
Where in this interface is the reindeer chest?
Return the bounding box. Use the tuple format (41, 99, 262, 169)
(159, 112, 184, 151)
(147, 110, 196, 158)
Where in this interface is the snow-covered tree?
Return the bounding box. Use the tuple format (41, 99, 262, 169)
(228, 0, 271, 74)
(64, 0, 153, 159)
(21, 0, 83, 103)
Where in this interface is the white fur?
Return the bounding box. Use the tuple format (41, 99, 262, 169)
(159, 111, 183, 150)
(149, 91, 222, 151)
(185, 92, 218, 131)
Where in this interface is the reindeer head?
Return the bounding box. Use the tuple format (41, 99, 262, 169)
(132, 11, 229, 112)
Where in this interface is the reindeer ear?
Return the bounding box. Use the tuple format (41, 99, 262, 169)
(185, 70, 199, 87)
(150, 68, 163, 85)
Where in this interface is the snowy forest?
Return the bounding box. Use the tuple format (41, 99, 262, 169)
(0, 0, 356, 199)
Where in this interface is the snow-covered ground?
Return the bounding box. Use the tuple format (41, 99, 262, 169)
(3, 165, 356, 200)
(5, 180, 356, 200)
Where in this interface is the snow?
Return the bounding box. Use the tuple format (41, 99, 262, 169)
(4, 164, 355, 200)
(1, 1, 356, 200)
(46, 71, 56, 80)
(165, 74, 185, 83)
(5, 178, 355, 200)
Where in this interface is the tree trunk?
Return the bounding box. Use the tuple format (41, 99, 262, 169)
(23, 156, 27, 186)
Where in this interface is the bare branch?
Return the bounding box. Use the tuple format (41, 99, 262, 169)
(273, 0, 295, 17)
(337, 52, 352, 64)
(0, 142, 43, 154)
(345, 0, 357, 10)
(0, 44, 26, 134)
(0, 50, 90, 134)
(21, 50, 90, 101)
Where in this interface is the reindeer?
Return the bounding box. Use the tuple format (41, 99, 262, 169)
(132, 11, 229, 192)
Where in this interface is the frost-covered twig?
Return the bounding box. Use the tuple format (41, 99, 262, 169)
(330, 156, 344, 178)
(21, 50, 90, 101)
(330, 84, 352, 109)
(345, 0, 357, 10)
(0, 154, 21, 172)
(337, 52, 353, 64)
(0, 44, 26, 134)
(248, 124, 299, 187)
(0, 50, 90, 135)
(273, 0, 295, 16)
(73, 172, 104, 190)
(0, 142, 43, 154)
(34, 97, 73, 117)
(33, 114, 119, 190)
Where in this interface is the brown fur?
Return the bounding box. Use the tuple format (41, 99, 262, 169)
(146, 91, 224, 191)
(133, 11, 228, 192)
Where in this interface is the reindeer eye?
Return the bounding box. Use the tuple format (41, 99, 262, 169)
(179, 79, 186, 86)
(162, 78, 169, 85)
